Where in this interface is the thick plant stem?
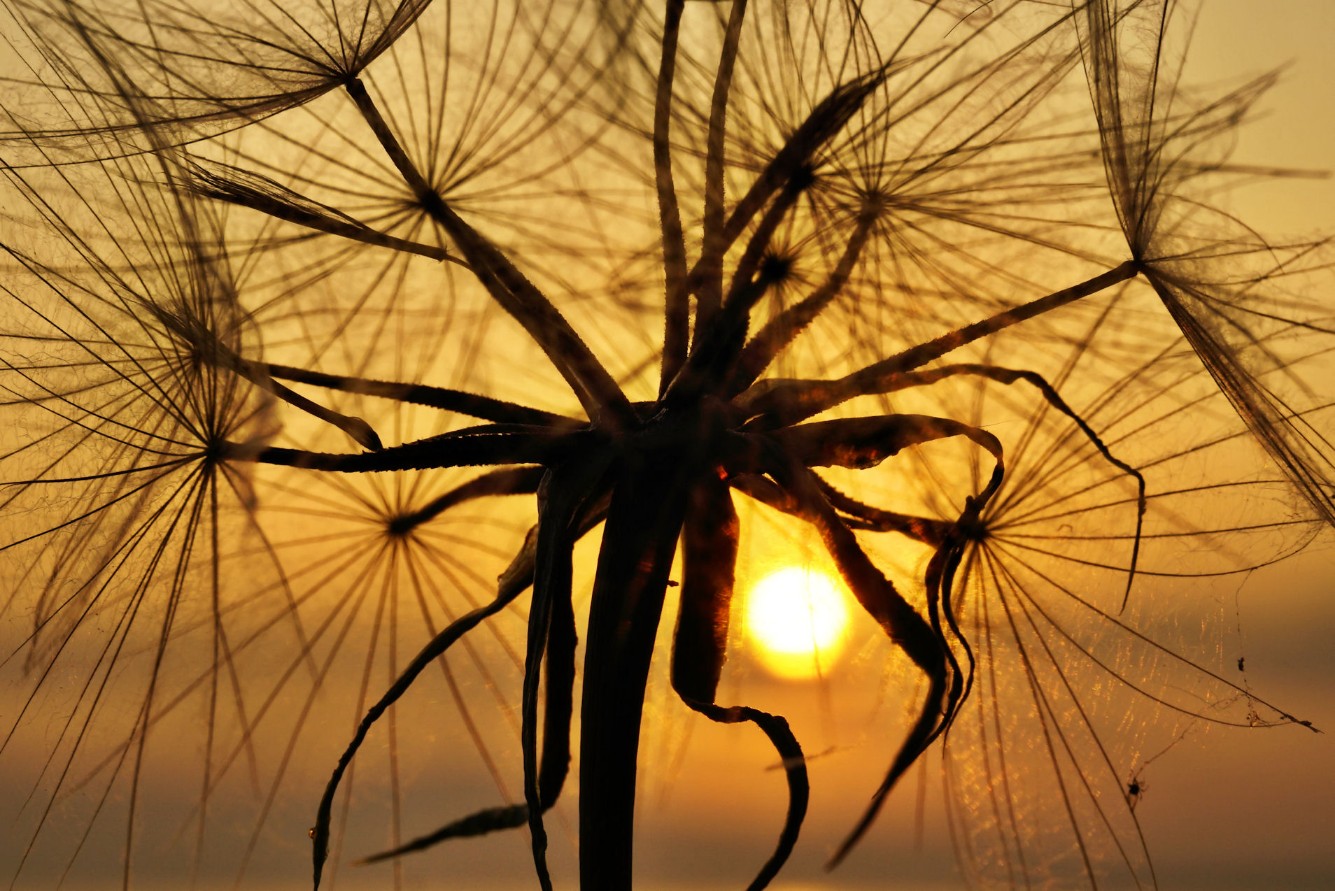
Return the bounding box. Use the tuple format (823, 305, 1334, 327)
(578, 458, 690, 890)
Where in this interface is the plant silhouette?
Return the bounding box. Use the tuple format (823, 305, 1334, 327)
(0, 1, 1330, 889)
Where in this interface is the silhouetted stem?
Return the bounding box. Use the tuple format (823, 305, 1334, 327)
(745, 260, 1141, 425)
(579, 458, 690, 891)
(774, 460, 949, 868)
(389, 466, 543, 533)
(730, 213, 877, 392)
(829, 431, 1005, 867)
(814, 477, 952, 545)
(894, 363, 1146, 607)
(258, 362, 580, 427)
(311, 531, 541, 889)
(695, 0, 749, 332)
(673, 477, 809, 891)
(522, 467, 599, 890)
(770, 414, 1002, 472)
(721, 168, 812, 313)
(672, 477, 737, 702)
(153, 313, 384, 449)
(232, 366, 382, 451)
(656, 0, 689, 398)
(661, 177, 811, 409)
(184, 158, 464, 265)
(245, 426, 591, 471)
(354, 492, 613, 867)
(721, 73, 883, 248)
(344, 78, 633, 427)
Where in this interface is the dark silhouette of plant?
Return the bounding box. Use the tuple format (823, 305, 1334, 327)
(0, 1, 1329, 890)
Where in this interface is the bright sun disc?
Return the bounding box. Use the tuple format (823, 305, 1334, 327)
(744, 566, 851, 679)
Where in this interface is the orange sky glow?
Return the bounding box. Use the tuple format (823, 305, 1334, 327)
(1, 2, 1333, 890)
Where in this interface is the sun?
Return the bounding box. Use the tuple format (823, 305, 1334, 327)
(743, 566, 852, 680)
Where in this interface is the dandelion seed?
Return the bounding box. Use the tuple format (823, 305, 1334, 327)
(1079, 0, 1335, 526)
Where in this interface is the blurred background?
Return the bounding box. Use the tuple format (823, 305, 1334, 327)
(2, 2, 1332, 890)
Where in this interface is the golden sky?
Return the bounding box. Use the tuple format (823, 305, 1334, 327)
(1, 2, 1332, 890)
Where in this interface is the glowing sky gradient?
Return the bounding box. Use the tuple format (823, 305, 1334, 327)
(1, 3, 1331, 890)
